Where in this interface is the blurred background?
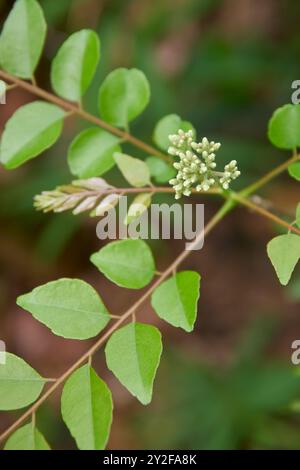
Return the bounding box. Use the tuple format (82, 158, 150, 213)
(1, 0, 300, 449)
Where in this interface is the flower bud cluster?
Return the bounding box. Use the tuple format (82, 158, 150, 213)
(34, 178, 117, 216)
(168, 130, 240, 199)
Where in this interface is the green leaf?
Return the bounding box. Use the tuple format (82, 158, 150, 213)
(0, 0, 46, 79)
(153, 114, 195, 151)
(90, 239, 155, 289)
(114, 152, 151, 187)
(17, 278, 110, 339)
(68, 127, 121, 177)
(268, 104, 300, 150)
(125, 193, 152, 225)
(146, 156, 176, 184)
(151, 271, 201, 332)
(296, 203, 300, 229)
(51, 29, 100, 102)
(4, 424, 50, 450)
(61, 365, 113, 450)
(288, 162, 300, 181)
(0, 353, 45, 410)
(105, 322, 162, 405)
(98, 68, 150, 128)
(0, 101, 65, 169)
(267, 234, 300, 286)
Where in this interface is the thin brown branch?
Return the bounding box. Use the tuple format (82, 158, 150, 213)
(231, 192, 300, 236)
(60, 186, 221, 197)
(1, 67, 300, 447)
(0, 200, 231, 444)
(241, 153, 300, 197)
(0, 69, 170, 163)
(109, 187, 221, 195)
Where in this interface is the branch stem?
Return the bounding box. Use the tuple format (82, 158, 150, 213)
(231, 192, 300, 236)
(0, 201, 230, 444)
(0, 69, 170, 163)
(1, 67, 300, 447)
(240, 154, 300, 197)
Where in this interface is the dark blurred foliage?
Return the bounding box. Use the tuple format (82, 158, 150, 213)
(1, 0, 300, 449)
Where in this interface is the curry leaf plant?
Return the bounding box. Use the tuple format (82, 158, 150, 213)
(0, 0, 300, 451)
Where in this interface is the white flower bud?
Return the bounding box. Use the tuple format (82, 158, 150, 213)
(168, 146, 177, 156)
(73, 196, 98, 215)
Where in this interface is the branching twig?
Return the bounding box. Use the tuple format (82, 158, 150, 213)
(0, 200, 232, 443)
(0, 69, 170, 163)
(1, 68, 300, 446)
